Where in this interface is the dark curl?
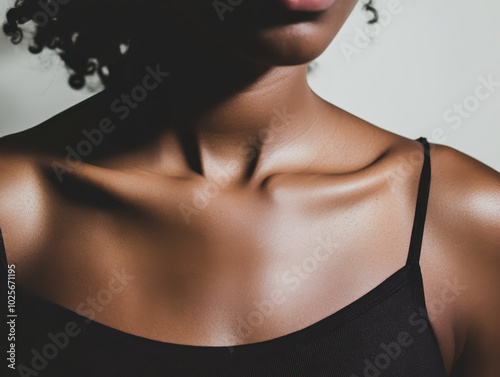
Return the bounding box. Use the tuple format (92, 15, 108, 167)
(363, 0, 378, 24)
(3, 0, 379, 91)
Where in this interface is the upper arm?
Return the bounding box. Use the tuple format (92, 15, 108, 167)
(430, 143, 500, 376)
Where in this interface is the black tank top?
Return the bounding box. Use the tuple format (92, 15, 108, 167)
(0, 137, 448, 376)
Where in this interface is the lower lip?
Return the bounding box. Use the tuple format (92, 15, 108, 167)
(279, 0, 336, 12)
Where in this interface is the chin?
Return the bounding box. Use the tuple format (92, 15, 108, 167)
(201, 3, 355, 67)
(161, 0, 356, 68)
(226, 23, 336, 66)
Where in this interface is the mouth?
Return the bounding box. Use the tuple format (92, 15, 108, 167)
(278, 0, 337, 12)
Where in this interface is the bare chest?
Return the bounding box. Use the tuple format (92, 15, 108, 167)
(11, 174, 457, 372)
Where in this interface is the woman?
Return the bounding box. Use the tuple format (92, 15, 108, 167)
(0, 0, 499, 376)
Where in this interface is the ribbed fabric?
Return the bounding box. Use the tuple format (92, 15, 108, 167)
(0, 137, 448, 376)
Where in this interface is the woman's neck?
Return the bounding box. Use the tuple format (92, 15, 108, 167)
(98, 29, 334, 184)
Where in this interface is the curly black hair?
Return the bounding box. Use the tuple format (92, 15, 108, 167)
(3, 0, 378, 90)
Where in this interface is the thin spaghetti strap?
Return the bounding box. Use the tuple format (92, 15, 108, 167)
(406, 137, 431, 266)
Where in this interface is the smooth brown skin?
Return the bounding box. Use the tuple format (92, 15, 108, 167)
(0, 0, 499, 375)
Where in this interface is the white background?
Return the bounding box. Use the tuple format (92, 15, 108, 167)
(0, 0, 499, 170)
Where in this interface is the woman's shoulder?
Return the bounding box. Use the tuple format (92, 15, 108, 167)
(425, 141, 500, 297)
(426, 141, 500, 250)
(376, 135, 499, 264)
(379, 136, 499, 372)
(425, 141, 500, 374)
(0, 88, 113, 189)
(378, 135, 500, 245)
(0, 90, 107, 267)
